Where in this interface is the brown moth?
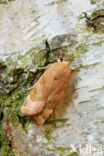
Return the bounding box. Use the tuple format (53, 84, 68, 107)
(20, 61, 70, 125)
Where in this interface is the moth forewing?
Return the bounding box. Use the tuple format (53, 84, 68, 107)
(33, 62, 70, 125)
(20, 66, 54, 116)
(20, 61, 70, 124)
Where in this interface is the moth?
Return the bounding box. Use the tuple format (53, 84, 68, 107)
(20, 61, 70, 125)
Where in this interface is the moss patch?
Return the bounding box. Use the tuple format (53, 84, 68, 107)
(56, 146, 71, 152)
(48, 0, 68, 6)
(43, 129, 52, 141)
(76, 43, 88, 56)
(0, 0, 15, 5)
(46, 145, 78, 155)
(0, 43, 56, 155)
(46, 118, 68, 124)
(69, 152, 78, 156)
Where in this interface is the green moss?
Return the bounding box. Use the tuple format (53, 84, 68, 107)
(46, 118, 68, 124)
(69, 152, 78, 156)
(55, 146, 78, 155)
(3, 88, 27, 116)
(0, 123, 15, 156)
(0, 43, 55, 154)
(56, 147, 78, 155)
(65, 53, 75, 62)
(46, 147, 54, 151)
(32, 49, 47, 67)
(0, 0, 15, 4)
(92, 40, 104, 46)
(57, 146, 66, 152)
(71, 62, 99, 73)
(43, 129, 52, 141)
(0, 0, 7, 4)
(56, 146, 70, 152)
(48, 52, 56, 63)
(46, 144, 78, 155)
(97, 106, 104, 110)
(48, 0, 67, 5)
(76, 43, 88, 56)
(8, 0, 15, 2)
(99, 142, 104, 145)
(0, 89, 29, 154)
(101, 121, 104, 124)
(70, 68, 80, 73)
(60, 0, 67, 2)
(56, 118, 68, 123)
(0, 86, 31, 154)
